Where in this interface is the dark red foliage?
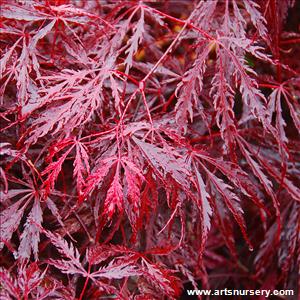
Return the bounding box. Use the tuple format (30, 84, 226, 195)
(0, 1, 299, 299)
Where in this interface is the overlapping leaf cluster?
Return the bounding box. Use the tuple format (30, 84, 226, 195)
(1, 0, 299, 299)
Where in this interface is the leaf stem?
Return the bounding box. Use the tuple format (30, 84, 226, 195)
(79, 264, 91, 300)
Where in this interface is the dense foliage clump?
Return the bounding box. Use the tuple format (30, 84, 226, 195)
(0, 1, 299, 299)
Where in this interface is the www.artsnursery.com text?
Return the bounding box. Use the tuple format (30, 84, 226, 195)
(186, 288, 294, 297)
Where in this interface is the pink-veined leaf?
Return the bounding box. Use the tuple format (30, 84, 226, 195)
(122, 158, 145, 232)
(201, 163, 253, 250)
(242, 0, 267, 38)
(237, 137, 280, 213)
(73, 141, 90, 194)
(0, 4, 47, 21)
(43, 229, 85, 274)
(41, 148, 73, 196)
(87, 244, 136, 266)
(17, 198, 43, 260)
(194, 167, 212, 254)
(17, 262, 47, 298)
(211, 49, 237, 153)
(103, 166, 123, 221)
(124, 8, 145, 74)
(0, 267, 21, 298)
(91, 260, 141, 279)
(47, 259, 84, 276)
(0, 195, 31, 250)
(175, 45, 210, 131)
(133, 136, 190, 190)
(81, 157, 117, 203)
(141, 258, 182, 298)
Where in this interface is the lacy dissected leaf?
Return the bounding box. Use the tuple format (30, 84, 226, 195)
(237, 137, 280, 215)
(175, 45, 210, 131)
(122, 158, 145, 232)
(87, 244, 136, 265)
(0, 261, 50, 300)
(25, 66, 114, 144)
(103, 166, 123, 221)
(213, 194, 239, 257)
(252, 144, 300, 203)
(124, 7, 145, 74)
(40, 138, 90, 196)
(194, 167, 212, 251)
(141, 258, 182, 298)
(242, 0, 267, 37)
(1, 19, 56, 106)
(45, 196, 70, 234)
(262, 0, 295, 57)
(42, 148, 73, 196)
(278, 202, 300, 281)
(200, 154, 267, 211)
(47, 258, 85, 276)
(201, 163, 252, 249)
(229, 49, 269, 125)
(0, 3, 47, 21)
(133, 136, 190, 190)
(91, 260, 141, 279)
(1, 0, 299, 298)
(0, 181, 68, 255)
(44, 229, 85, 275)
(191, 0, 218, 31)
(268, 84, 300, 142)
(73, 141, 90, 194)
(81, 157, 117, 202)
(211, 49, 237, 153)
(0, 195, 30, 250)
(17, 198, 43, 260)
(18, 262, 47, 297)
(110, 74, 123, 114)
(0, 267, 21, 299)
